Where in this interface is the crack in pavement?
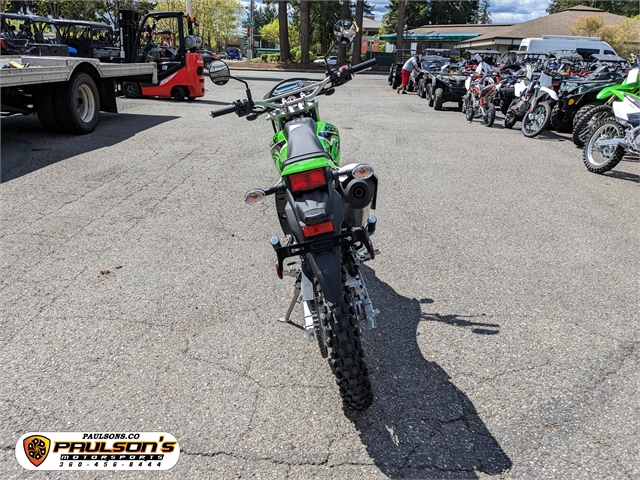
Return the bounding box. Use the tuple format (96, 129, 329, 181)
(512, 340, 639, 465)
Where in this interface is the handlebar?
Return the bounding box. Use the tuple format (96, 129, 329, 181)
(210, 103, 239, 118)
(210, 58, 377, 120)
(350, 58, 377, 74)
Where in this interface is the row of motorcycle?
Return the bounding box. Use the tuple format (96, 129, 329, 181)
(414, 53, 640, 174)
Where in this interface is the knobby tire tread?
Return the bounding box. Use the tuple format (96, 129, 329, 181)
(550, 103, 573, 133)
(572, 104, 612, 148)
(433, 88, 444, 110)
(583, 118, 625, 174)
(326, 268, 372, 411)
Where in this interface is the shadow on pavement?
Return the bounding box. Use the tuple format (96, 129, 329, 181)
(1, 112, 178, 183)
(603, 169, 639, 183)
(345, 266, 512, 478)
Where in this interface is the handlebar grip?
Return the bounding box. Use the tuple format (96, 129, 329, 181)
(351, 58, 377, 74)
(210, 103, 238, 118)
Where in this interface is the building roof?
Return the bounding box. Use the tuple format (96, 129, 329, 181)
(362, 15, 381, 31)
(381, 23, 511, 42)
(457, 6, 640, 48)
(381, 5, 639, 48)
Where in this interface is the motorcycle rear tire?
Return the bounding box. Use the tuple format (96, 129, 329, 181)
(433, 88, 444, 110)
(326, 285, 373, 411)
(391, 77, 399, 89)
(583, 118, 625, 174)
(483, 104, 496, 127)
(521, 101, 551, 138)
(572, 104, 613, 148)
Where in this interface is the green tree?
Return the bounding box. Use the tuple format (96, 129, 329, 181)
(156, 0, 243, 50)
(570, 14, 605, 36)
(261, 16, 298, 47)
(2, 1, 157, 22)
(475, 0, 491, 24)
(382, 0, 483, 34)
(571, 14, 640, 57)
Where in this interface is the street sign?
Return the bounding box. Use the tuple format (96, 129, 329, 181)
(242, 21, 255, 26)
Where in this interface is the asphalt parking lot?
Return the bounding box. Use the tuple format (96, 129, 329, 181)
(1, 70, 638, 479)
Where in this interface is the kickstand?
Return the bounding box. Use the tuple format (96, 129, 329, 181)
(278, 283, 302, 327)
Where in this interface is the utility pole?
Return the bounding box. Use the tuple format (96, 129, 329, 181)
(186, 0, 192, 15)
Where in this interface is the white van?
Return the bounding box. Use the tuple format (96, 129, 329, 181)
(518, 35, 617, 57)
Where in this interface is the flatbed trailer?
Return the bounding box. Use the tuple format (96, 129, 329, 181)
(0, 55, 157, 134)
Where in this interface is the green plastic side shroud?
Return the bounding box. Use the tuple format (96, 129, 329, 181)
(270, 121, 341, 176)
(596, 83, 640, 101)
(596, 70, 640, 101)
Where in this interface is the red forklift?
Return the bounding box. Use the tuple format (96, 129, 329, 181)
(119, 10, 205, 101)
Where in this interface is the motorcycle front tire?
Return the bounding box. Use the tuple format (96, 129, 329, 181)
(465, 106, 475, 122)
(583, 118, 625, 174)
(521, 101, 551, 138)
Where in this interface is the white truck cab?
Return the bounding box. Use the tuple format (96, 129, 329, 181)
(518, 35, 617, 57)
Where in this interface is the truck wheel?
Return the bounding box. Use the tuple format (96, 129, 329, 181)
(57, 72, 100, 134)
(123, 81, 141, 99)
(173, 87, 187, 101)
(204, 61, 212, 70)
(433, 88, 444, 110)
(35, 84, 62, 131)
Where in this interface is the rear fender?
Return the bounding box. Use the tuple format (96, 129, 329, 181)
(284, 175, 345, 304)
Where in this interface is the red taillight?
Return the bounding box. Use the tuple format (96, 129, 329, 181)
(275, 260, 282, 279)
(288, 168, 326, 192)
(302, 220, 334, 238)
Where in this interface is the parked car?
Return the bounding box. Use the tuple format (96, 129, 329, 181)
(227, 48, 242, 60)
(314, 56, 337, 66)
(199, 50, 218, 70)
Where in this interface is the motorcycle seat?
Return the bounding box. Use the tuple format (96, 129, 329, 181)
(284, 117, 331, 162)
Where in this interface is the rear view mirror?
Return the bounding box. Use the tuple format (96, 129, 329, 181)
(209, 60, 230, 86)
(333, 20, 356, 45)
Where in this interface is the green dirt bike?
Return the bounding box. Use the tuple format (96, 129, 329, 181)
(208, 21, 378, 410)
(572, 67, 640, 147)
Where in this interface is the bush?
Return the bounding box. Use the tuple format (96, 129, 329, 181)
(261, 54, 269, 61)
(267, 53, 280, 63)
